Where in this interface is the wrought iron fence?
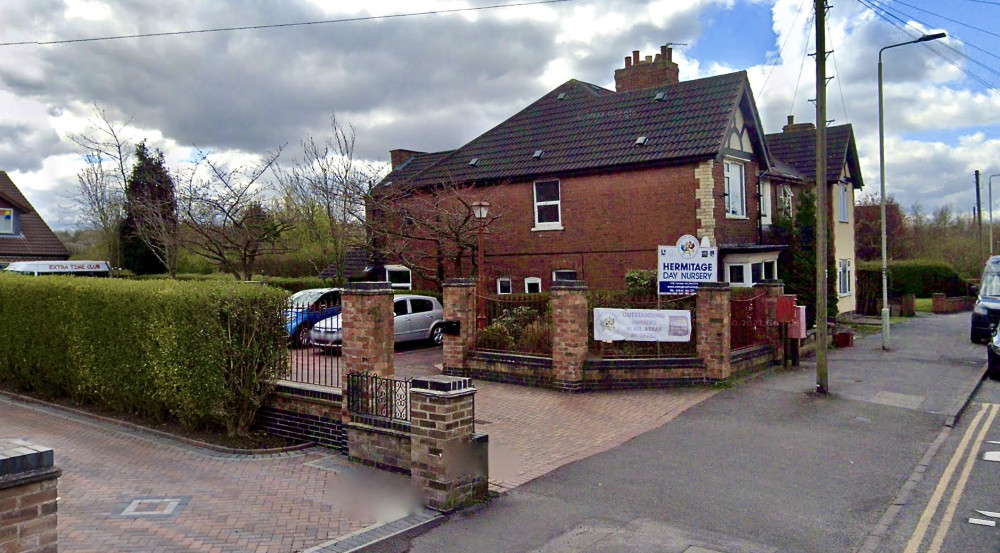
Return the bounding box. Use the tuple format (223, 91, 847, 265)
(472, 293, 553, 355)
(345, 372, 412, 422)
(283, 306, 343, 387)
(587, 292, 698, 358)
(730, 292, 769, 350)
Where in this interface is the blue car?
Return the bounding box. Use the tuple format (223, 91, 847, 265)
(285, 288, 343, 347)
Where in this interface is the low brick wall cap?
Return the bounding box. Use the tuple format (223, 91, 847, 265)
(344, 281, 393, 293)
(551, 280, 587, 291)
(443, 278, 476, 287)
(412, 375, 474, 393)
(0, 438, 54, 477)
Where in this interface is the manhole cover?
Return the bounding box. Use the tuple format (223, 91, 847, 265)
(474, 419, 492, 425)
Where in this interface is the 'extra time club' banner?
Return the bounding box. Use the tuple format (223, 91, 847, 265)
(658, 234, 718, 294)
(593, 308, 692, 342)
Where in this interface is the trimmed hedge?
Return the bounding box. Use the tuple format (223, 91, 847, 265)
(0, 274, 288, 435)
(858, 259, 968, 298)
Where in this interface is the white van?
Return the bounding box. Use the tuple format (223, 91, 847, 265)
(3, 260, 111, 277)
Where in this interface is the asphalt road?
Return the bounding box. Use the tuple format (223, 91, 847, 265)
(882, 377, 1000, 553)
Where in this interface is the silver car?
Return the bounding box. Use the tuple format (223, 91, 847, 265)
(309, 294, 445, 350)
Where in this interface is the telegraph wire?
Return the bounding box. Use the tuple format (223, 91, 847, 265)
(826, 16, 851, 124)
(758, 0, 811, 99)
(0, 0, 572, 47)
(789, 13, 817, 117)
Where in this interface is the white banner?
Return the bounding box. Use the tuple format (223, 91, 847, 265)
(593, 308, 692, 342)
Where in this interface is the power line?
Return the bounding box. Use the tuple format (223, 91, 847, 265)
(892, 0, 1000, 39)
(0, 0, 572, 47)
(789, 13, 817, 116)
(826, 16, 851, 124)
(759, 0, 810, 99)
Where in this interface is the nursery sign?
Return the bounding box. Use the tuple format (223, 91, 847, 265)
(593, 308, 692, 342)
(658, 234, 717, 294)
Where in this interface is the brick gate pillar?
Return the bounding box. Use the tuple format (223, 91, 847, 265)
(754, 279, 785, 364)
(342, 282, 394, 379)
(0, 439, 60, 553)
(551, 280, 588, 391)
(442, 279, 475, 377)
(409, 376, 487, 512)
(697, 282, 732, 380)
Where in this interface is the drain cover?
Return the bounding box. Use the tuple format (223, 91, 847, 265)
(474, 419, 492, 425)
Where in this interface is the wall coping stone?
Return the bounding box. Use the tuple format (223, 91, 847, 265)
(444, 278, 476, 288)
(345, 281, 393, 294)
(0, 438, 60, 491)
(469, 351, 553, 368)
(551, 280, 587, 291)
(412, 375, 474, 393)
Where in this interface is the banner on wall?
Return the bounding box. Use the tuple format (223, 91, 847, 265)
(593, 308, 692, 342)
(658, 234, 717, 294)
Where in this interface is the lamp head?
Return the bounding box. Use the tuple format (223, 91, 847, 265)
(916, 32, 947, 43)
(472, 201, 490, 220)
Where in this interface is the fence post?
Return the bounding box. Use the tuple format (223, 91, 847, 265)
(551, 280, 588, 391)
(697, 282, 732, 380)
(342, 282, 395, 380)
(409, 376, 487, 512)
(754, 279, 785, 364)
(443, 278, 476, 377)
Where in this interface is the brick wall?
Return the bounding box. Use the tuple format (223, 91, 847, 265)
(613, 45, 679, 92)
(932, 293, 976, 314)
(442, 279, 475, 375)
(346, 422, 411, 474)
(0, 439, 60, 553)
(697, 282, 733, 380)
(256, 383, 346, 451)
(551, 281, 588, 391)
(342, 282, 394, 378)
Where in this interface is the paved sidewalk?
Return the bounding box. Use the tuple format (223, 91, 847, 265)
(0, 396, 416, 553)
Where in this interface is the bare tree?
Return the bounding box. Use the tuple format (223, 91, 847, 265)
(68, 105, 135, 267)
(179, 148, 294, 280)
(275, 114, 386, 278)
(370, 178, 503, 290)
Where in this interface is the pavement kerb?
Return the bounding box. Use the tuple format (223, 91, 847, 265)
(0, 389, 315, 456)
(943, 362, 989, 428)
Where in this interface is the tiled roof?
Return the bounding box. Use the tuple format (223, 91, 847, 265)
(765, 124, 863, 188)
(0, 171, 71, 260)
(384, 150, 452, 187)
(385, 72, 755, 188)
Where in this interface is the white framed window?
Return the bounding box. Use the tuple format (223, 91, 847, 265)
(724, 160, 746, 218)
(760, 179, 772, 226)
(726, 261, 775, 287)
(0, 208, 12, 234)
(496, 277, 512, 295)
(778, 185, 794, 216)
(532, 180, 563, 231)
(838, 182, 849, 223)
(525, 277, 541, 294)
(383, 264, 412, 290)
(553, 269, 577, 282)
(727, 264, 748, 287)
(764, 260, 777, 280)
(838, 259, 852, 296)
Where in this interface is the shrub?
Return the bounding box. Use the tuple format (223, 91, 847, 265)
(476, 324, 514, 351)
(519, 321, 553, 355)
(858, 259, 968, 297)
(0, 274, 288, 435)
(624, 269, 657, 297)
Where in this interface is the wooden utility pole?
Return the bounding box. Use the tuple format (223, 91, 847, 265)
(814, 0, 829, 394)
(976, 170, 983, 261)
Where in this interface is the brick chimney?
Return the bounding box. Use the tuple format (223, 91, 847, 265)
(782, 115, 816, 133)
(389, 149, 426, 170)
(614, 45, 680, 92)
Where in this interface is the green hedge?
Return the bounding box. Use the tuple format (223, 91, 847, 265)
(0, 274, 288, 435)
(858, 259, 968, 297)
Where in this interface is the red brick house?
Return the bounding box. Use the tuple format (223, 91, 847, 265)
(0, 171, 69, 264)
(374, 46, 789, 292)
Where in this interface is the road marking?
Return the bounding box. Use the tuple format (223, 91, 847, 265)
(903, 403, 990, 553)
(984, 451, 1000, 462)
(926, 403, 999, 553)
(968, 518, 996, 527)
(975, 510, 1000, 518)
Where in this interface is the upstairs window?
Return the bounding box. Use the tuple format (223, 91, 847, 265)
(760, 180, 772, 226)
(838, 182, 849, 223)
(533, 180, 562, 230)
(724, 160, 746, 218)
(778, 185, 794, 217)
(525, 277, 542, 294)
(0, 208, 12, 234)
(497, 277, 512, 295)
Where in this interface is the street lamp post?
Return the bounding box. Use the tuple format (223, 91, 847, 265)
(990, 175, 1000, 256)
(878, 31, 946, 351)
(472, 201, 490, 330)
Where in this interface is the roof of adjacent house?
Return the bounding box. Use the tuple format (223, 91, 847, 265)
(0, 171, 71, 260)
(383, 71, 768, 190)
(765, 124, 864, 189)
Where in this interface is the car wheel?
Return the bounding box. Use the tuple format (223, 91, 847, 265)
(431, 325, 444, 346)
(294, 325, 311, 348)
(972, 330, 985, 344)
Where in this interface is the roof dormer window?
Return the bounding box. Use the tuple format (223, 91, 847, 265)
(0, 208, 13, 234)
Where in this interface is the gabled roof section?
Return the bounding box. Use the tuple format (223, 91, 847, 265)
(385, 72, 762, 189)
(765, 124, 864, 189)
(0, 171, 71, 260)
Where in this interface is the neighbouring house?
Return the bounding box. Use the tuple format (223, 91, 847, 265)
(373, 46, 859, 298)
(0, 171, 69, 264)
(765, 118, 865, 314)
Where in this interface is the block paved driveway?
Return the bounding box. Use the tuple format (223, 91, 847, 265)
(395, 346, 716, 492)
(0, 396, 415, 553)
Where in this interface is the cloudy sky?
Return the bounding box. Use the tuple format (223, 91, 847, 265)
(2, 0, 999, 230)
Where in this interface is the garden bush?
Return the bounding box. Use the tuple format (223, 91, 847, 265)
(0, 274, 288, 435)
(858, 259, 968, 297)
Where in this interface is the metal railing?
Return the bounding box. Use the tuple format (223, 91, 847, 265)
(472, 293, 552, 355)
(587, 292, 698, 358)
(345, 372, 412, 422)
(730, 292, 769, 350)
(284, 306, 342, 388)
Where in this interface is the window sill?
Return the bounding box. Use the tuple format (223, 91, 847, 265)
(725, 214, 749, 220)
(838, 292, 852, 297)
(531, 224, 564, 232)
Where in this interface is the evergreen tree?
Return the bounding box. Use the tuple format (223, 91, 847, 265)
(120, 141, 176, 275)
(773, 187, 838, 326)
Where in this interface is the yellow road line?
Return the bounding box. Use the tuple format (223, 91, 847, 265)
(902, 403, 989, 553)
(926, 403, 999, 553)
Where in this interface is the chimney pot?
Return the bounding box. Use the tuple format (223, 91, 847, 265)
(632, 50, 640, 65)
(787, 115, 794, 126)
(661, 45, 668, 59)
(625, 56, 631, 68)
(666, 46, 672, 62)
